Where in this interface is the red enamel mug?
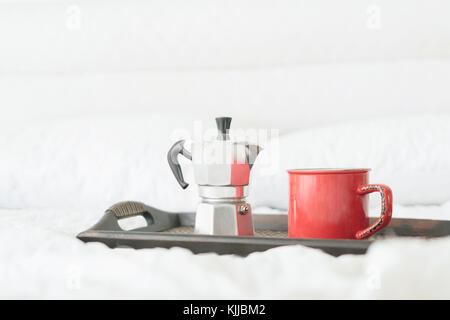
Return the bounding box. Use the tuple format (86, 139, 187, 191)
(288, 168, 393, 240)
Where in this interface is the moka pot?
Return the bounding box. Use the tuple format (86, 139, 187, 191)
(167, 117, 262, 236)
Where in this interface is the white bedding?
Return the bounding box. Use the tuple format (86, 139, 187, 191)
(2, 114, 450, 211)
(1, 114, 449, 299)
(1, 205, 449, 299)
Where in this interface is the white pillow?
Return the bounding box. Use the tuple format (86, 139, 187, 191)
(0, 114, 198, 211)
(1, 114, 448, 211)
(250, 114, 450, 209)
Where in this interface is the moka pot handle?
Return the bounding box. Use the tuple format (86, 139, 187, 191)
(167, 140, 192, 189)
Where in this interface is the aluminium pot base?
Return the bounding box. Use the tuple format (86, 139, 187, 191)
(77, 213, 450, 257)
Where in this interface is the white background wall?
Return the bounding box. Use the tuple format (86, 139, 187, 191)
(1, 0, 450, 132)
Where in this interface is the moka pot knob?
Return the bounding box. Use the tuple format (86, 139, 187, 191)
(215, 117, 232, 140)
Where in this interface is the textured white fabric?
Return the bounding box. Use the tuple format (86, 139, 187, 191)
(251, 114, 450, 208)
(0, 207, 449, 299)
(0, 114, 198, 211)
(1, 114, 448, 210)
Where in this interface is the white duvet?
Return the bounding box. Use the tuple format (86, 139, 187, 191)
(1, 204, 449, 299)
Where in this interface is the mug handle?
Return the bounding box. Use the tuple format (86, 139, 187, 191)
(355, 184, 393, 240)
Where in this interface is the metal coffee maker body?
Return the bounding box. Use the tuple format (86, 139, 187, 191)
(167, 117, 262, 236)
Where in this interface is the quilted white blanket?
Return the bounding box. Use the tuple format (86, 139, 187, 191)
(1, 205, 449, 299)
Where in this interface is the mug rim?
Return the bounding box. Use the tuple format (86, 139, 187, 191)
(287, 168, 371, 174)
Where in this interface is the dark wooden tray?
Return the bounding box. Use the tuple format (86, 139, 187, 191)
(77, 213, 450, 257)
